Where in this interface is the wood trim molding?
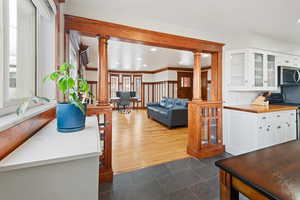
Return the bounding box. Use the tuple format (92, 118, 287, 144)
(86, 67, 196, 73)
(201, 66, 211, 71)
(0, 108, 56, 161)
(85, 66, 97, 71)
(142, 80, 177, 84)
(64, 15, 224, 52)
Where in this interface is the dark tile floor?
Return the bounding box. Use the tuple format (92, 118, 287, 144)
(99, 153, 249, 200)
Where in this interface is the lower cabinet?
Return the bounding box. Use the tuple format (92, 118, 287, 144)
(224, 109, 297, 155)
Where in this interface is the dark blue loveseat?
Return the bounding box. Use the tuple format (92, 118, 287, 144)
(147, 98, 189, 128)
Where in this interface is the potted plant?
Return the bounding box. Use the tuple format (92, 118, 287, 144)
(17, 63, 90, 133)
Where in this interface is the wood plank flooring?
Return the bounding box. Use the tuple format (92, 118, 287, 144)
(112, 109, 189, 174)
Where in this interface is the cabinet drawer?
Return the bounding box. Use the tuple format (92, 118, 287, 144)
(257, 113, 273, 128)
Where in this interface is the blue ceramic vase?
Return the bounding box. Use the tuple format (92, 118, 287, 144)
(56, 103, 86, 133)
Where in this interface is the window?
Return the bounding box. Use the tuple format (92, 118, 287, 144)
(5, 0, 36, 103)
(181, 77, 191, 87)
(110, 75, 119, 98)
(0, 0, 56, 116)
(123, 76, 131, 92)
(133, 76, 142, 98)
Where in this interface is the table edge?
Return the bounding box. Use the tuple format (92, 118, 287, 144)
(215, 160, 280, 200)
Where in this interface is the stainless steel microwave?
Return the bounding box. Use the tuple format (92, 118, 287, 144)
(279, 66, 300, 86)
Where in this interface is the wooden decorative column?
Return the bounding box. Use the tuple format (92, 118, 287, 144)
(97, 36, 109, 105)
(211, 52, 223, 101)
(187, 50, 225, 159)
(193, 51, 202, 101)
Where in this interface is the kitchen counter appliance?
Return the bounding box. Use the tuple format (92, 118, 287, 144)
(279, 66, 300, 86)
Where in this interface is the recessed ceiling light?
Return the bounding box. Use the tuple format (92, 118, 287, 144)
(298, 19, 300, 23)
(150, 48, 157, 52)
(137, 57, 142, 61)
(116, 61, 120, 65)
(143, 64, 147, 67)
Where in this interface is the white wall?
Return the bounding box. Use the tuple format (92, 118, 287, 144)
(85, 70, 97, 82)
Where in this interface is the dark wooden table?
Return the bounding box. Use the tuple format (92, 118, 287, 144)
(215, 141, 300, 200)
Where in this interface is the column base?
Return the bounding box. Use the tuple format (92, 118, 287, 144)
(187, 144, 225, 159)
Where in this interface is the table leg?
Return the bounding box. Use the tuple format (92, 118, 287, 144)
(220, 169, 239, 200)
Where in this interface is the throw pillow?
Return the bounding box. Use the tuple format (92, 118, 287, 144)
(165, 104, 174, 109)
(159, 98, 167, 107)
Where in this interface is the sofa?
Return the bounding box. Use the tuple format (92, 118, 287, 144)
(147, 97, 189, 128)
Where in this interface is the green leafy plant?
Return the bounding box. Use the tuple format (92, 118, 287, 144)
(17, 63, 90, 116)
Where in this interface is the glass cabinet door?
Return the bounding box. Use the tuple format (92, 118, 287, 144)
(230, 52, 247, 87)
(267, 55, 276, 88)
(254, 53, 264, 87)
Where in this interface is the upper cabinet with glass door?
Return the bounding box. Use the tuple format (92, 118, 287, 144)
(226, 50, 249, 90)
(227, 49, 279, 91)
(266, 54, 277, 89)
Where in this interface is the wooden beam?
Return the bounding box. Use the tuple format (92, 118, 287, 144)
(97, 36, 109, 105)
(193, 52, 202, 100)
(64, 15, 224, 52)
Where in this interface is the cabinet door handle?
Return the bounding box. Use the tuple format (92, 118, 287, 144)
(266, 128, 270, 132)
(277, 126, 281, 129)
(262, 117, 267, 119)
(277, 115, 281, 118)
(259, 126, 263, 129)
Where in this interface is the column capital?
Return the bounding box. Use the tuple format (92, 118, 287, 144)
(96, 35, 110, 41)
(193, 50, 202, 56)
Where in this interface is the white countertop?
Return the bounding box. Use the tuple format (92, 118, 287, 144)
(0, 117, 101, 172)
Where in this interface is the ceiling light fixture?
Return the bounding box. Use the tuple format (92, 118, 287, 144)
(150, 48, 157, 52)
(297, 19, 300, 23)
(137, 57, 142, 61)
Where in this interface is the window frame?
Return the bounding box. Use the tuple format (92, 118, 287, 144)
(122, 75, 132, 92)
(0, 0, 5, 109)
(3, 0, 37, 107)
(110, 74, 119, 98)
(0, 0, 55, 117)
(133, 75, 142, 98)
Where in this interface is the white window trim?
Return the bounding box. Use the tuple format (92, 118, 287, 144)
(0, 0, 4, 108)
(0, 0, 38, 116)
(0, 101, 56, 132)
(0, 0, 57, 119)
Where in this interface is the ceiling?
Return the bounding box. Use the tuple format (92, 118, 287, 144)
(81, 36, 212, 71)
(65, 0, 300, 45)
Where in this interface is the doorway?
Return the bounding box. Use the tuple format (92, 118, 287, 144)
(177, 72, 193, 100)
(64, 15, 224, 181)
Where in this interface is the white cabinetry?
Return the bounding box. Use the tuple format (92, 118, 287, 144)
(277, 54, 300, 68)
(227, 49, 278, 91)
(224, 109, 297, 155)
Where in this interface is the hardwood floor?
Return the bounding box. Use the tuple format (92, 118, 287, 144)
(112, 109, 190, 174)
